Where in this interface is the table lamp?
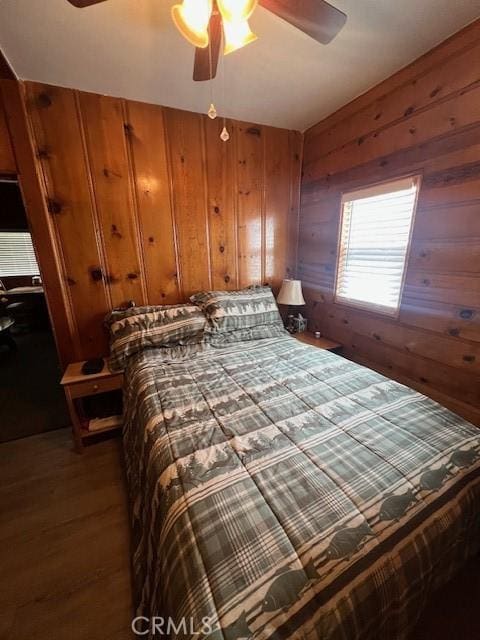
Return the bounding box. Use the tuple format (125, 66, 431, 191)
(276, 279, 306, 333)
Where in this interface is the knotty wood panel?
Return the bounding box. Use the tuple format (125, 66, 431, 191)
(1, 79, 75, 367)
(163, 108, 212, 296)
(25, 83, 110, 359)
(300, 19, 480, 425)
(305, 19, 480, 151)
(304, 295, 480, 423)
(404, 271, 480, 308)
(413, 202, 480, 240)
(0, 94, 15, 174)
(287, 131, 303, 280)
(305, 86, 480, 181)
(16, 82, 301, 362)
(236, 122, 265, 287)
(125, 100, 180, 304)
(400, 299, 479, 343)
(204, 116, 238, 290)
(78, 93, 146, 308)
(305, 38, 480, 164)
(264, 127, 290, 289)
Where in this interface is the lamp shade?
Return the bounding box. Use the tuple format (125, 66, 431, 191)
(277, 279, 305, 306)
(223, 18, 258, 55)
(171, 0, 213, 49)
(217, 0, 257, 21)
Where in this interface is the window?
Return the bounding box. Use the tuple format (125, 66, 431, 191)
(335, 176, 420, 315)
(0, 231, 40, 277)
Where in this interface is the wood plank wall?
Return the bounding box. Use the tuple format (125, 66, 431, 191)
(16, 82, 301, 362)
(0, 92, 15, 173)
(1, 80, 77, 365)
(299, 19, 480, 425)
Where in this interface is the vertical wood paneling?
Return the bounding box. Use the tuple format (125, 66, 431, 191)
(264, 127, 290, 289)
(17, 82, 301, 361)
(78, 93, 146, 308)
(299, 19, 480, 425)
(163, 108, 211, 297)
(287, 130, 303, 280)
(25, 83, 109, 359)
(204, 116, 238, 290)
(0, 95, 16, 173)
(235, 122, 264, 287)
(1, 79, 75, 366)
(125, 100, 180, 304)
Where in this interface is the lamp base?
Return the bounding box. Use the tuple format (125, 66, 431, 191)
(285, 312, 307, 334)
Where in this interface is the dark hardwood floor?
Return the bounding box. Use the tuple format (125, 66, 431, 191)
(0, 428, 478, 640)
(0, 429, 132, 639)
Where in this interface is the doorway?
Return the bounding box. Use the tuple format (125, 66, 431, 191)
(0, 178, 69, 442)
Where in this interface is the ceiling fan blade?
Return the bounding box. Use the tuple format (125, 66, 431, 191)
(259, 0, 346, 44)
(193, 11, 222, 82)
(66, 0, 108, 7)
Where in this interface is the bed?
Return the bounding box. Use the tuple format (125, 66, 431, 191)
(120, 330, 480, 639)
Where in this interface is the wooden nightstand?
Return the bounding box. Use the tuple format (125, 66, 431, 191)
(294, 331, 342, 353)
(61, 361, 123, 452)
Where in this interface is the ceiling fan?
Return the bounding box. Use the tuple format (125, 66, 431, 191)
(67, 0, 347, 82)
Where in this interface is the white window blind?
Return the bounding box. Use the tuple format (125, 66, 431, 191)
(0, 231, 40, 277)
(335, 176, 419, 315)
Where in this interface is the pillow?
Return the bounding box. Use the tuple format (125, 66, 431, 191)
(209, 324, 287, 347)
(105, 304, 208, 371)
(105, 304, 171, 324)
(190, 286, 284, 333)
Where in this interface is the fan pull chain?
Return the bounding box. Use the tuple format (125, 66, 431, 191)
(220, 43, 230, 142)
(220, 118, 230, 141)
(207, 26, 217, 120)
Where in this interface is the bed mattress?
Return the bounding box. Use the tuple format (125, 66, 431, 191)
(122, 335, 480, 639)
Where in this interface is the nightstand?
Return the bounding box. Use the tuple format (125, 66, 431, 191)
(294, 331, 342, 353)
(61, 361, 123, 452)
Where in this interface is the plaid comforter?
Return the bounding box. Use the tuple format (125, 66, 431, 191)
(123, 336, 480, 639)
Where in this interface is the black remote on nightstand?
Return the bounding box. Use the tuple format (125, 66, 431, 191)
(81, 358, 105, 375)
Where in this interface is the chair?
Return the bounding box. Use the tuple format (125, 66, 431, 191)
(5, 300, 36, 332)
(0, 316, 16, 351)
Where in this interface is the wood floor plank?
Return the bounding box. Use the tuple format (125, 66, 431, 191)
(0, 429, 133, 640)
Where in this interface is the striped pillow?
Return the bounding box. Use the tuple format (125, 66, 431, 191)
(106, 304, 208, 371)
(190, 286, 284, 333)
(209, 324, 287, 347)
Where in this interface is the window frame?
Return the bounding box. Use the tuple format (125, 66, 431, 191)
(333, 174, 422, 318)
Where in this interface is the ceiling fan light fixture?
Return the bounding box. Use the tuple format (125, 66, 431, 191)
(217, 0, 257, 22)
(223, 18, 257, 55)
(171, 0, 213, 49)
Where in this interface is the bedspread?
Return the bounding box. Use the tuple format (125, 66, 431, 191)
(122, 336, 480, 639)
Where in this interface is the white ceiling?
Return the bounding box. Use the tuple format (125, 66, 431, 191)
(0, 0, 479, 131)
